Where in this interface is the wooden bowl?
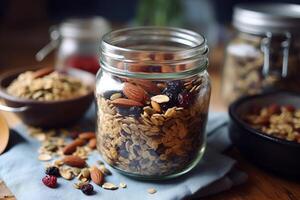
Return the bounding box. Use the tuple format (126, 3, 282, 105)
(229, 92, 300, 177)
(0, 67, 95, 128)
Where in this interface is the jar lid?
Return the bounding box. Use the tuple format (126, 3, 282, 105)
(233, 3, 300, 35)
(59, 17, 111, 39)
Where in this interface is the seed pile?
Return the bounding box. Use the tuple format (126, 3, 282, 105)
(7, 68, 90, 101)
(27, 127, 127, 195)
(97, 75, 210, 176)
(244, 104, 300, 143)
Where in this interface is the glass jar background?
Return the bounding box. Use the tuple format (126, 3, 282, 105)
(36, 17, 110, 75)
(222, 32, 300, 105)
(222, 4, 300, 105)
(95, 27, 211, 179)
(56, 35, 101, 74)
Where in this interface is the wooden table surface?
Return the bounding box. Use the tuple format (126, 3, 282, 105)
(0, 25, 300, 200)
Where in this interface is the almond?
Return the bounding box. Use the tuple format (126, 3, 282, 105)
(151, 95, 170, 103)
(90, 166, 104, 185)
(111, 98, 143, 107)
(129, 79, 160, 94)
(63, 155, 86, 168)
(123, 82, 147, 103)
(89, 138, 97, 149)
(63, 138, 86, 155)
(151, 101, 161, 113)
(79, 132, 96, 140)
(32, 67, 54, 79)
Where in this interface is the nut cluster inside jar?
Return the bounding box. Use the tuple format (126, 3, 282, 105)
(243, 104, 300, 143)
(96, 69, 210, 176)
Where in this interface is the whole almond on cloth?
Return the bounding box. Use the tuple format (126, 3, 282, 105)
(90, 166, 104, 185)
(79, 132, 96, 140)
(63, 155, 86, 168)
(123, 82, 147, 103)
(63, 138, 86, 155)
(111, 98, 143, 107)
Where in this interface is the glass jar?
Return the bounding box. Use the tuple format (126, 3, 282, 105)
(36, 17, 110, 74)
(96, 27, 211, 179)
(222, 3, 300, 105)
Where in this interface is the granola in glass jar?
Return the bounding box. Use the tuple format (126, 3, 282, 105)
(96, 27, 211, 179)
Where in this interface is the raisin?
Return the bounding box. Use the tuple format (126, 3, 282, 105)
(119, 150, 129, 158)
(161, 80, 184, 109)
(166, 80, 182, 94)
(116, 106, 142, 117)
(178, 92, 194, 108)
(42, 175, 57, 188)
(81, 184, 94, 195)
(45, 166, 60, 177)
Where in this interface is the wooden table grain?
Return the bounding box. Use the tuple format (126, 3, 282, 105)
(0, 25, 299, 200)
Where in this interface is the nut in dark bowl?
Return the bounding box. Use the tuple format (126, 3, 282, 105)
(0, 67, 95, 128)
(229, 92, 300, 177)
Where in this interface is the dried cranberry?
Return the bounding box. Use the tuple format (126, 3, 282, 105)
(42, 175, 57, 188)
(81, 184, 94, 195)
(45, 166, 60, 177)
(178, 92, 194, 108)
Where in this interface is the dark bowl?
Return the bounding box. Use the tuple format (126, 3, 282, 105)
(229, 92, 300, 177)
(0, 67, 95, 128)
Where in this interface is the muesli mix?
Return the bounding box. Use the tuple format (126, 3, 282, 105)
(243, 104, 300, 143)
(30, 127, 135, 195)
(7, 68, 90, 101)
(97, 75, 210, 176)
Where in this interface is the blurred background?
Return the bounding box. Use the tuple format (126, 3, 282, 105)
(0, 0, 299, 70)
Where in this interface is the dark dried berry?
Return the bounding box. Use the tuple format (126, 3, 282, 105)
(42, 175, 57, 188)
(45, 166, 60, 177)
(119, 149, 129, 158)
(166, 80, 182, 94)
(161, 80, 183, 109)
(178, 92, 194, 108)
(116, 106, 142, 117)
(81, 184, 94, 195)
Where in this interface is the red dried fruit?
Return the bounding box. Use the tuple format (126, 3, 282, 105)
(42, 175, 57, 188)
(268, 104, 280, 115)
(284, 105, 295, 112)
